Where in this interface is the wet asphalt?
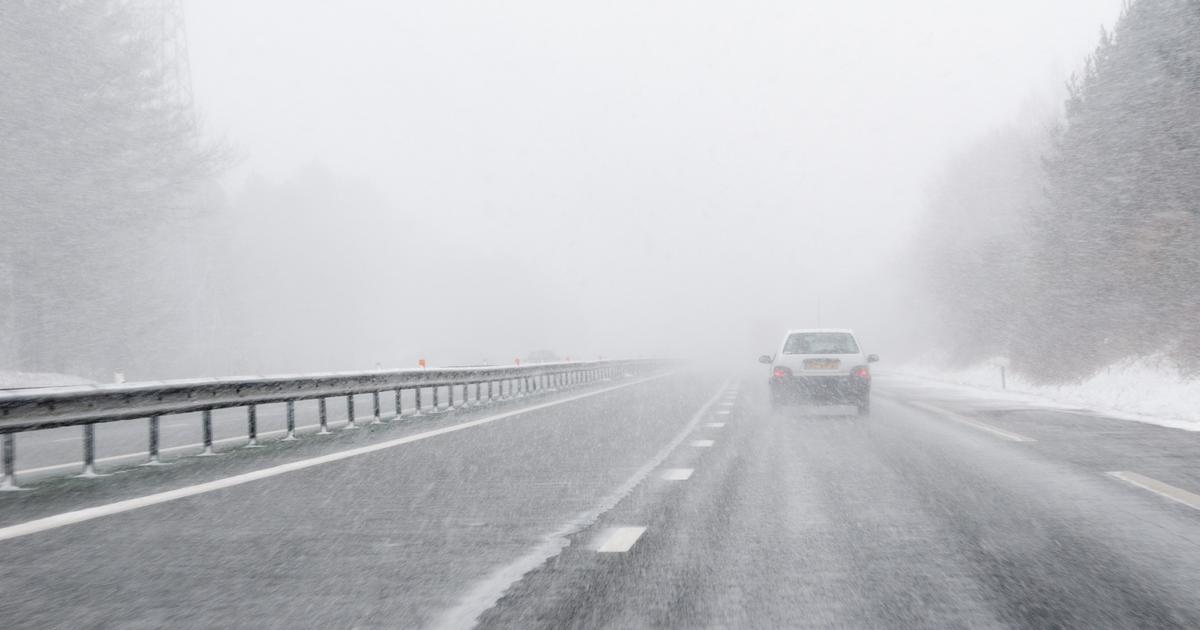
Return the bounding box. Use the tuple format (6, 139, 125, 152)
(4, 370, 1200, 628)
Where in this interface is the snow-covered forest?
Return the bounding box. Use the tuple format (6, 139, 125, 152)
(0, 2, 223, 380)
(919, 0, 1200, 381)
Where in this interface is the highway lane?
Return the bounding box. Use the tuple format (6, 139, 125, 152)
(479, 378, 1200, 628)
(0, 371, 718, 629)
(7, 371, 1200, 628)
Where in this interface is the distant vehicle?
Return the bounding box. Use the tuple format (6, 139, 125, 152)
(759, 329, 879, 415)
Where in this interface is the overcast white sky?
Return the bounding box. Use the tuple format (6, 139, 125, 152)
(183, 1, 1124, 363)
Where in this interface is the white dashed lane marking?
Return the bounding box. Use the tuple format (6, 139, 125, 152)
(597, 527, 647, 553)
(662, 468, 694, 481)
(705, 422, 725, 428)
(716, 410, 731, 415)
(691, 440, 715, 448)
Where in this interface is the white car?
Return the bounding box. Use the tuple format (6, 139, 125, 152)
(758, 328, 879, 415)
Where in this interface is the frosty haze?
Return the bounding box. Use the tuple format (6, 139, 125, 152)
(3, 1, 1125, 380)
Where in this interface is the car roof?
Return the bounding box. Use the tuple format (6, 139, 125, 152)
(784, 328, 855, 335)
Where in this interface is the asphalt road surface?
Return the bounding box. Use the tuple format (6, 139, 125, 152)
(5, 369, 1200, 628)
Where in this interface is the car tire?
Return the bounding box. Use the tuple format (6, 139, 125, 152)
(856, 398, 870, 416)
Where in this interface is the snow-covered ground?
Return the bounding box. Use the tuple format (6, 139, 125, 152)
(0, 371, 95, 389)
(891, 355, 1200, 432)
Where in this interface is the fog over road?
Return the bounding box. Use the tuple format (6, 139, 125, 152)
(4, 371, 1200, 628)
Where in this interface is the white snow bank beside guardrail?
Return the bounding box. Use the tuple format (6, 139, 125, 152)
(897, 355, 1200, 431)
(0, 371, 95, 390)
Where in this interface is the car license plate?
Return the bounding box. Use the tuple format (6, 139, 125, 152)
(803, 359, 841, 370)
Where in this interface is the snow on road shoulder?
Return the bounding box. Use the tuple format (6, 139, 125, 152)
(0, 371, 95, 389)
(886, 356, 1200, 432)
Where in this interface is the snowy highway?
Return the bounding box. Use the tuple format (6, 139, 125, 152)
(8, 1, 1200, 628)
(4, 371, 1200, 628)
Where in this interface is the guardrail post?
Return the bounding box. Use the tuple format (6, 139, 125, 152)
(395, 389, 403, 418)
(371, 391, 383, 424)
(145, 415, 164, 465)
(487, 380, 494, 401)
(345, 395, 359, 430)
(284, 401, 298, 440)
(200, 409, 215, 455)
(474, 382, 481, 405)
(1, 434, 19, 490)
(447, 383, 456, 411)
(414, 388, 424, 416)
(463, 383, 471, 407)
(246, 405, 261, 447)
(318, 398, 331, 434)
(79, 423, 102, 477)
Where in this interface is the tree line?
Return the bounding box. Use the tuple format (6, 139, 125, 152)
(0, 1, 223, 380)
(920, 0, 1200, 382)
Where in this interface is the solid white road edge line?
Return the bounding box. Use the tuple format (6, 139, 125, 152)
(910, 401, 1035, 443)
(596, 526, 647, 553)
(0, 373, 671, 543)
(430, 381, 729, 630)
(1108, 471, 1200, 511)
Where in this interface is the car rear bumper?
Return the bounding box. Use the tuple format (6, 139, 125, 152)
(770, 375, 869, 402)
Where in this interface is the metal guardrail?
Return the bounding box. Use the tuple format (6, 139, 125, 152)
(0, 359, 663, 489)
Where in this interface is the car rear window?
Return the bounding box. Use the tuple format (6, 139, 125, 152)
(783, 332, 859, 354)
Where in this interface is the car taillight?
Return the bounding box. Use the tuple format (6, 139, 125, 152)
(852, 366, 870, 379)
(773, 366, 792, 378)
